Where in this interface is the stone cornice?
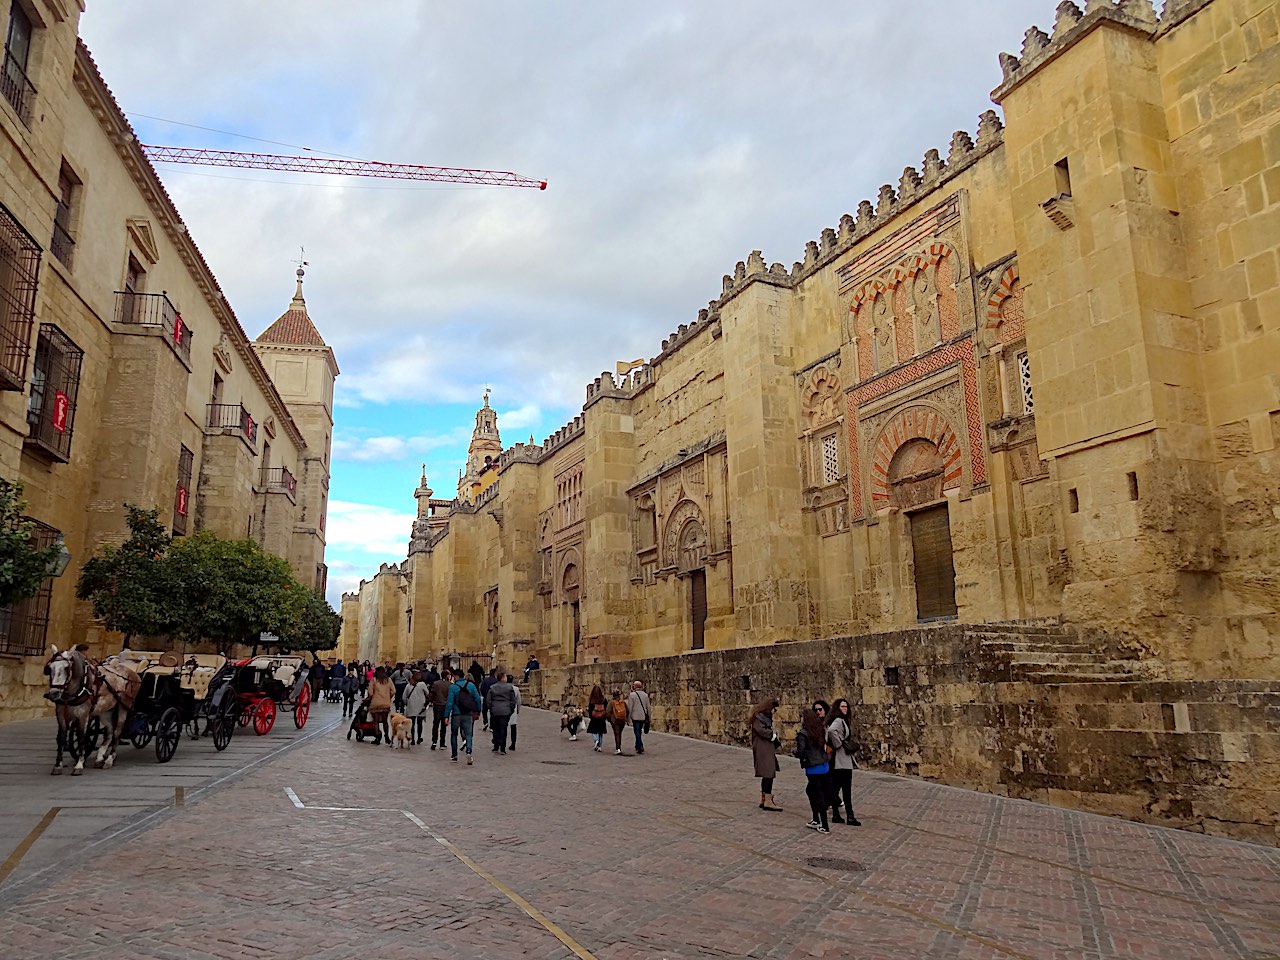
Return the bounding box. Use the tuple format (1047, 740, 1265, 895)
(73, 41, 308, 453)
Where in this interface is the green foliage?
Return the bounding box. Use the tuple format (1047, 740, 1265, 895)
(166, 532, 306, 651)
(76, 505, 176, 639)
(0, 478, 61, 608)
(280, 589, 342, 653)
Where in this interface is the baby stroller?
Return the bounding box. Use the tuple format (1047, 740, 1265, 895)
(325, 676, 342, 703)
(347, 697, 383, 744)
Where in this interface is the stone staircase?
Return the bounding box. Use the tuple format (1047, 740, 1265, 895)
(968, 620, 1154, 684)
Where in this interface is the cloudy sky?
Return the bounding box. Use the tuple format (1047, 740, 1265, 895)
(79, 1, 1064, 604)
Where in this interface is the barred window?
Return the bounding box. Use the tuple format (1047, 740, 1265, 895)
(0, 517, 58, 657)
(0, 201, 39, 391)
(821, 434, 840, 485)
(1018, 352, 1034, 415)
(25, 324, 83, 462)
(174, 445, 193, 535)
(51, 163, 78, 268)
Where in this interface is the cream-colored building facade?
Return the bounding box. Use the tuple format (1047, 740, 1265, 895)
(347, 0, 1279, 689)
(0, 1, 337, 721)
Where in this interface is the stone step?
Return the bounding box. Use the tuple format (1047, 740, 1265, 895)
(1001, 652, 1112, 665)
(1013, 668, 1137, 684)
(981, 640, 1098, 655)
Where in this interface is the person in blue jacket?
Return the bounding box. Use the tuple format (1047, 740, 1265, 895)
(444, 668, 482, 765)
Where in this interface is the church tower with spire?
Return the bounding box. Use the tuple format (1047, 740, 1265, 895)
(252, 266, 339, 591)
(458, 390, 503, 502)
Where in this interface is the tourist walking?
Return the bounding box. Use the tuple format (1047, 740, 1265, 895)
(627, 679, 652, 755)
(390, 662, 411, 713)
(480, 668, 497, 730)
(404, 669, 430, 745)
(586, 685, 608, 751)
(561, 702, 583, 740)
(446, 668, 482, 764)
(749, 697, 783, 811)
(507, 674, 521, 750)
(468, 660, 484, 687)
(367, 667, 394, 747)
(795, 708, 832, 832)
(487, 672, 516, 754)
(309, 657, 325, 705)
(429, 669, 451, 750)
(609, 689, 629, 754)
(340, 669, 360, 717)
(826, 698, 861, 826)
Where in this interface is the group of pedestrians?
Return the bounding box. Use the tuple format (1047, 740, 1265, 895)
(561, 680, 652, 755)
(750, 696, 862, 834)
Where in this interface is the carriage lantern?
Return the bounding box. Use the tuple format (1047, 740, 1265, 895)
(49, 534, 71, 577)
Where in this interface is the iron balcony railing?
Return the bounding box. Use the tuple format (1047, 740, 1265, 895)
(114, 291, 192, 363)
(206, 403, 257, 446)
(1, 47, 35, 125)
(260, 465, 296, 496)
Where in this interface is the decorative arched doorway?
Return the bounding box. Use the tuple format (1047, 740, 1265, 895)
(562, 562, 581, 662)
(677, 518, 709, 650)
(888, 438, 957, 620)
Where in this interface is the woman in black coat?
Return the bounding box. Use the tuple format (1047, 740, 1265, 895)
(794, 707, 832, 833)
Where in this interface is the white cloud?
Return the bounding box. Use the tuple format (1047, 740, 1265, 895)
(325, 500, 416, 558)
(331, 426, 472, 463)
(497, 403, 542, 433)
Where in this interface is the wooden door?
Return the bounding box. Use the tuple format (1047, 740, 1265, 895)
(909, 504, 957, 621)
(690, 569, 707, 649)
(571, 600, 580, 662)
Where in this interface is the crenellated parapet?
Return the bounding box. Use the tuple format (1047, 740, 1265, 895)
(992, 1, 1161, 102)
(709, 111, 1005, 310)
(340, 591, 359, 604)
(498, 440, 543, 472)
(540, 413, 586, 459)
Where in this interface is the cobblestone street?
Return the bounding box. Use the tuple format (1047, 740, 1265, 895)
(1, 702, 1278, 960)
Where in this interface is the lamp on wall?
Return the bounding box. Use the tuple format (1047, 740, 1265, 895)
(49, 534, 71, 578)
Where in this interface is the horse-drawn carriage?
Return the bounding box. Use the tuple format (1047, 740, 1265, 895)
(113, 651, 238, 762)
(230, 655, 311, 735)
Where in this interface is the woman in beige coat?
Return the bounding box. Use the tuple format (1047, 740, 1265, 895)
(749, 697, 783, 811)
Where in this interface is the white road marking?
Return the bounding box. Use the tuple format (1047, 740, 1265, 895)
(284, 787, 304, 808)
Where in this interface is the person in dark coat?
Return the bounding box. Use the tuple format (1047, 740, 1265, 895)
(585, 684, 608, 751)
(795, 707, 832, 833)
(749, 697, 783, 811)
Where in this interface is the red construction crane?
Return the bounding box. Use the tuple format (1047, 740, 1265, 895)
(140, 144, 548, 190)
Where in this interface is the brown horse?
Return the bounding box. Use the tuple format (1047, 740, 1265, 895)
(43, 645, 139, 775)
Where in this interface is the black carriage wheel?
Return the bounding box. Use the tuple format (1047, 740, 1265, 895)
(81, 716, 103, 755)
(131, 719, 153, 749)
(212, 715, 233, 752)
(155, 707, 181, 764)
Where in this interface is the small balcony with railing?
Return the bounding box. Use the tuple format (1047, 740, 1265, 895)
(206, 403, 258, 449)
(259, 465, 297, 503)
(114, 291, 193, 364)
(1, 47, 35, 125)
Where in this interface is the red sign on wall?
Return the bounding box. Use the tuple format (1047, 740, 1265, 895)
(51, 390, 69, 433)
(176, 485, 188, 516)
(173, 313, 185, 346)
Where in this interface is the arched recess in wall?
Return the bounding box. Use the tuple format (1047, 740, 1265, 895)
(985, 264, 1023, 343)
(559, 552, 581, 604)
(869, 405, 963, 510)
(662, 499, 706, 571)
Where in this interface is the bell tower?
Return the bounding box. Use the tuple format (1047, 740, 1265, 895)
(457, 390, 503, 501)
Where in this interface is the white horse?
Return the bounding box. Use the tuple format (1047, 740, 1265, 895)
(43, 645, 139, 775)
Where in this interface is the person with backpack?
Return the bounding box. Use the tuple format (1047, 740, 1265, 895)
(480, 668, 498, 731)
(428, 669, 451, 750)
(445, 668, 482, 765)
(340, 669, 361, 718)
(403, 669, 431, 745)
(486, 672, 517, 754)
(608, 689, 630, 755)
(627, 679, 652, 755)
(586, 684, 608, 752)
(794, 707, 832, 833)
(749, 697, 783, 812)
(826, 697, 861, 826)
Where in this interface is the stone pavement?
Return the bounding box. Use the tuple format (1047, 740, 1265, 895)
(0, 702, 344, 890)
(1, 701, 1278, 960)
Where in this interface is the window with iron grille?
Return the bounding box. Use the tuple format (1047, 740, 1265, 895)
(25, 324, 83, 462)
(1018, 352, 1035, 415)
(51, 163, 77, 268)
(820, 433, 840, 485)
(0, 201, 39, 391)
(2, 4, 35, 124)
(174, 445, 193, 535)
(0, 517, 58, 657)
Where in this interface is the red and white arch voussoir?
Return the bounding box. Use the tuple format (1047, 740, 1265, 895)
(869, 405, 963, 506)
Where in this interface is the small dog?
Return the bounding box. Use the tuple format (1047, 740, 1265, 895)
(389, 712, 413, 749)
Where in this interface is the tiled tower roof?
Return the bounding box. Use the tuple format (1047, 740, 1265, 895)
(256, 267, 327, 346)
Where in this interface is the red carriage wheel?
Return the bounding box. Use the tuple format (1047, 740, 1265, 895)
(253, 697, 276, 735)
(237, 699, 253, 727)
(293, 681, 310, 729)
